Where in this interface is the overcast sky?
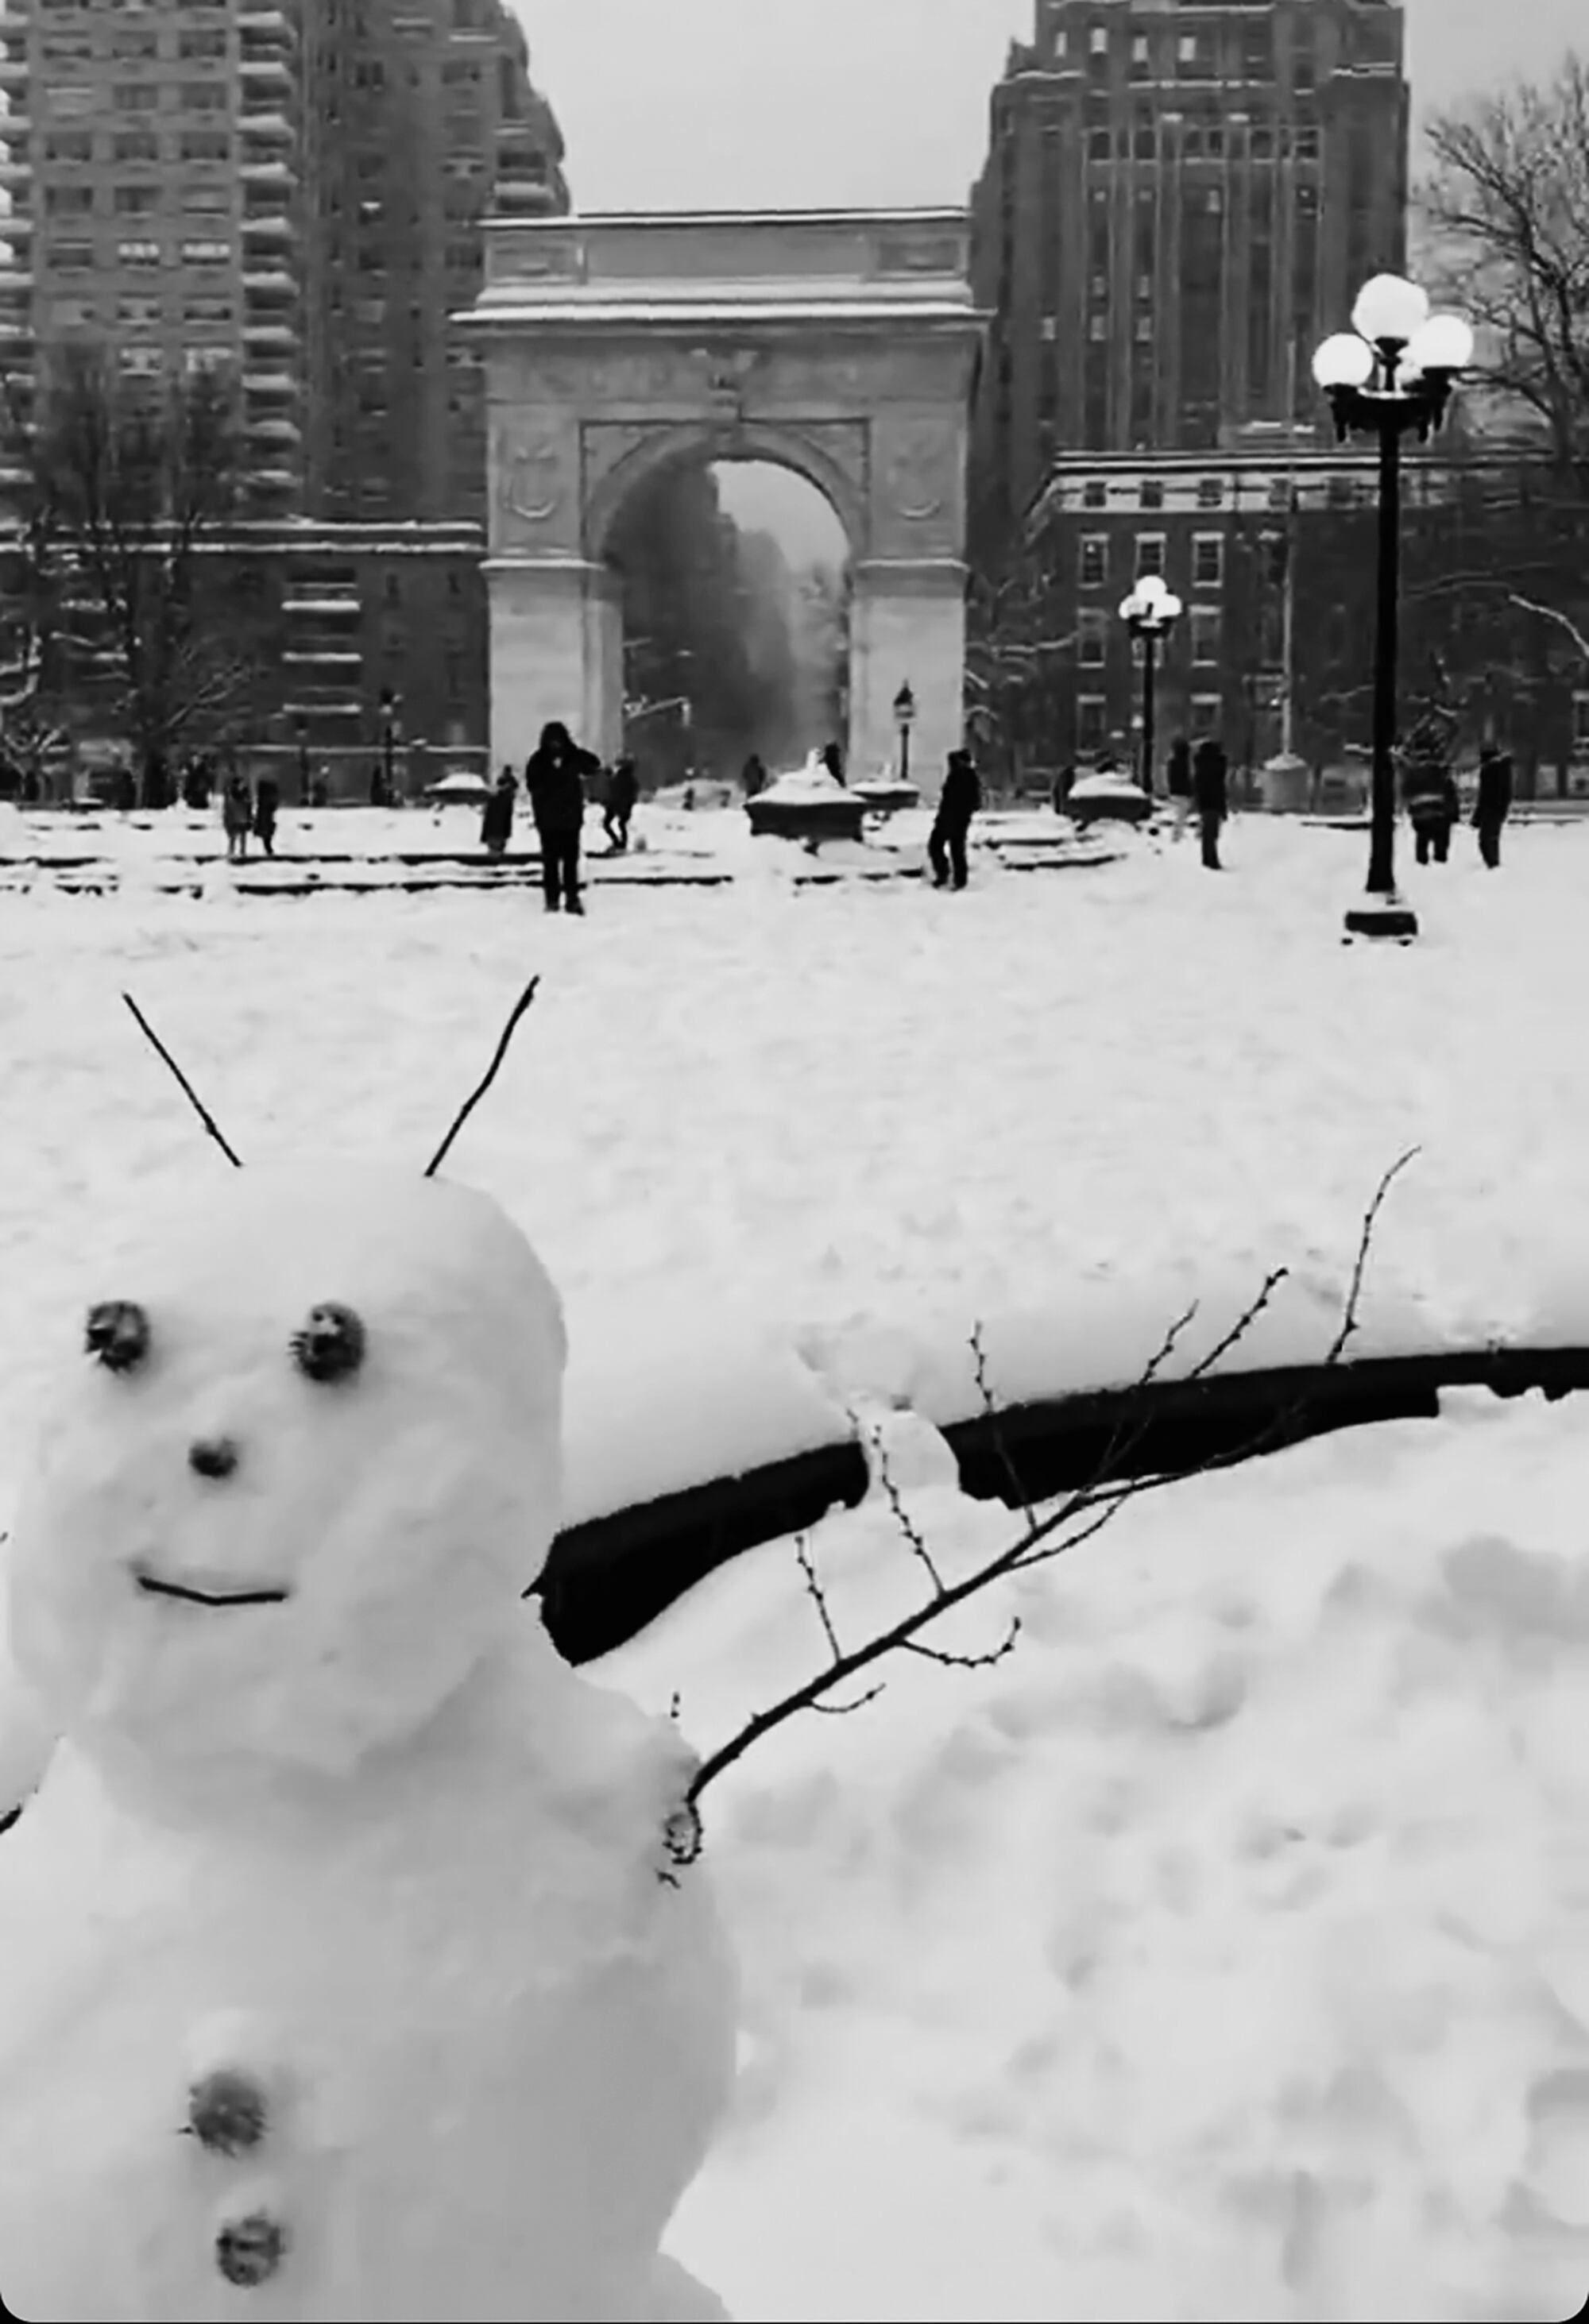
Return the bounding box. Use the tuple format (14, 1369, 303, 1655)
(508, 0, 1580, 562)
(514, 0, 1580, 214)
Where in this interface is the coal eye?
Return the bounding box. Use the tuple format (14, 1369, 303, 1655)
(86, 1300, 151, 1375)
(292, 1303, 365, 1384)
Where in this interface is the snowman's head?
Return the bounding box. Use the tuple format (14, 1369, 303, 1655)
(6, 1166, 566, 1782)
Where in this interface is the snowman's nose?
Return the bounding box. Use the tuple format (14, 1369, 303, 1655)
(189, 1437, 241, 1482)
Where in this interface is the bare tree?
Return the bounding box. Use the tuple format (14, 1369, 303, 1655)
(1423, 56, 1589, 486)
(12, 347, 268, 801)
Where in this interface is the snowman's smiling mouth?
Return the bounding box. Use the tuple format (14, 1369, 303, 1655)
(132, 1563, 292, 1610)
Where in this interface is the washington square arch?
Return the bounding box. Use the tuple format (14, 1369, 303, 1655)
(459, 210, 985, 793)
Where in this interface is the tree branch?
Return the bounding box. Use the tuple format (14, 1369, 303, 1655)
(686, 1159, 1417, 1818)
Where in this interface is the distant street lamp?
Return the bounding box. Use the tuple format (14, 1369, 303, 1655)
(1313, 274, 1474, 944)
(294, 713, 309, 807)
(894, 680, 917, 784)
(1119, 574, 1184, 794)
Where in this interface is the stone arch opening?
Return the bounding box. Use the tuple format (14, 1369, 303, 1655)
(596, 431, 852, 784)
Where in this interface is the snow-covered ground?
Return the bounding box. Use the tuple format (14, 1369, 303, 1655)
(3, 816, 1589, 2318)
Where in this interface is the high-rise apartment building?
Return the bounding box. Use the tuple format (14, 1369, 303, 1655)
(0, 0, 308, 512)
(0, 0, 568, 522)
(303, 0, 568, 523)
(969, 0, 1409, 555)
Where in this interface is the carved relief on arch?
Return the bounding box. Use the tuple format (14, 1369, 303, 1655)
(581, 417, 872, 561)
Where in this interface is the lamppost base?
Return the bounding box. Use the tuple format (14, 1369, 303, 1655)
(1343, 894, 1419, 945)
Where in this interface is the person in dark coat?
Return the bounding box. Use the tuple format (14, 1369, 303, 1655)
(1191, 737, 1228, 870)
(1051, 764, 1076, 814)
(1474, 743, 1514, 869)
(253, 774, 280, 858)
(928, 747, 981, 890)
(524, 720, 600, 913)
(602, 755, 639, 851)
(480, 766, 517, 858)
(1404, 766, 1459, 864)
(821, 740, 846, 787)
(1166, 736, 1194, 843)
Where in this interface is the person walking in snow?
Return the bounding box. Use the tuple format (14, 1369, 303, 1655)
(602, 755, 639, 852)
(524, 720, 599, 914)
(480, 766, 517, 859)
(1166, 735, 1193, 843)
(1403, 761, 1459, 865)
(1191, 736, 1228, 870)
(222, 774, 253, 864)
(928, 747, 981, 890)
(253, 774, 280, 859)
(742, 752, 767, 800)
(1474, 742, 1514, 869)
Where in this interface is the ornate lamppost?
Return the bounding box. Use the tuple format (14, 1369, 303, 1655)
(1119, 575, 1183, 796)
(894, 681, 917, 786)
(1313, 276, 1473, 944)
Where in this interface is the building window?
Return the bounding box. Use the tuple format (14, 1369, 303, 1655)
(1082, 480, 1108, 510)
(1189, 694, 1222, 738)
(1078, 535, 1108, 589)
(184, 295, 233, 322)
(1190, 608, 1223, 664)
(118, 239, 164, 267)
(1197, 477, 1224, 511)
(114, 85, 161, 113)
(1087, 127, 1112, 161)
(1192, 535, 1225, 589)
(1088, 312, 1107, 342)
(118, 346, 164, 376)
(118, 294, 161, 326)
(180, 84, 229, 111)
(115, 186, 160, 215)
(48, 87, 98, 118)
(1135, 314, 1154, 342)
(44, 183, 96, 214)
(1077, 696, 1108, 750)
(46, 241, 96, 272)
(1139, 479, 1164, 512)
(1077, 612, 1108, 667)
(1251, 127, 1274, 161)
(180, 131, 230, 160)
(179, 31, 227, 60)
(1135, 534, 1166, 579)
(1572, 693, 1589, 755)
(1089, 27, 1108, 58)
(112, 29, 159, 60)
(1040, 315, 1057, 343)
(45, 130, 95, 162)
(180, 239, 230, 264)
(1296, 128, 1320, 163)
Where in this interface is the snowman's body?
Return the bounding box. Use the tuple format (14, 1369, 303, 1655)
(0, 1168, 734, 2323)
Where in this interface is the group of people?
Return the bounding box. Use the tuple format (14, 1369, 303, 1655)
(1404, 740, 1513, 869)
(220, 771, 280, 861)
(478, 723, 641, 913)
(1164, 738, 1231, 869)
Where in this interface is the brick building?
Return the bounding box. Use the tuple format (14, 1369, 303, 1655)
(969, 0, 1409, 562)
(1013, 442, 1589, 792)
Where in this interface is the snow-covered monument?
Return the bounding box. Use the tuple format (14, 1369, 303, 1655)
(461, 209, 987, 797)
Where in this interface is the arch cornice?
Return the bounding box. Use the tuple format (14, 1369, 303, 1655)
(583, 417, 869, 564)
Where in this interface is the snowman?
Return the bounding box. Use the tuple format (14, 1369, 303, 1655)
(0, 1164, 736, 2323)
